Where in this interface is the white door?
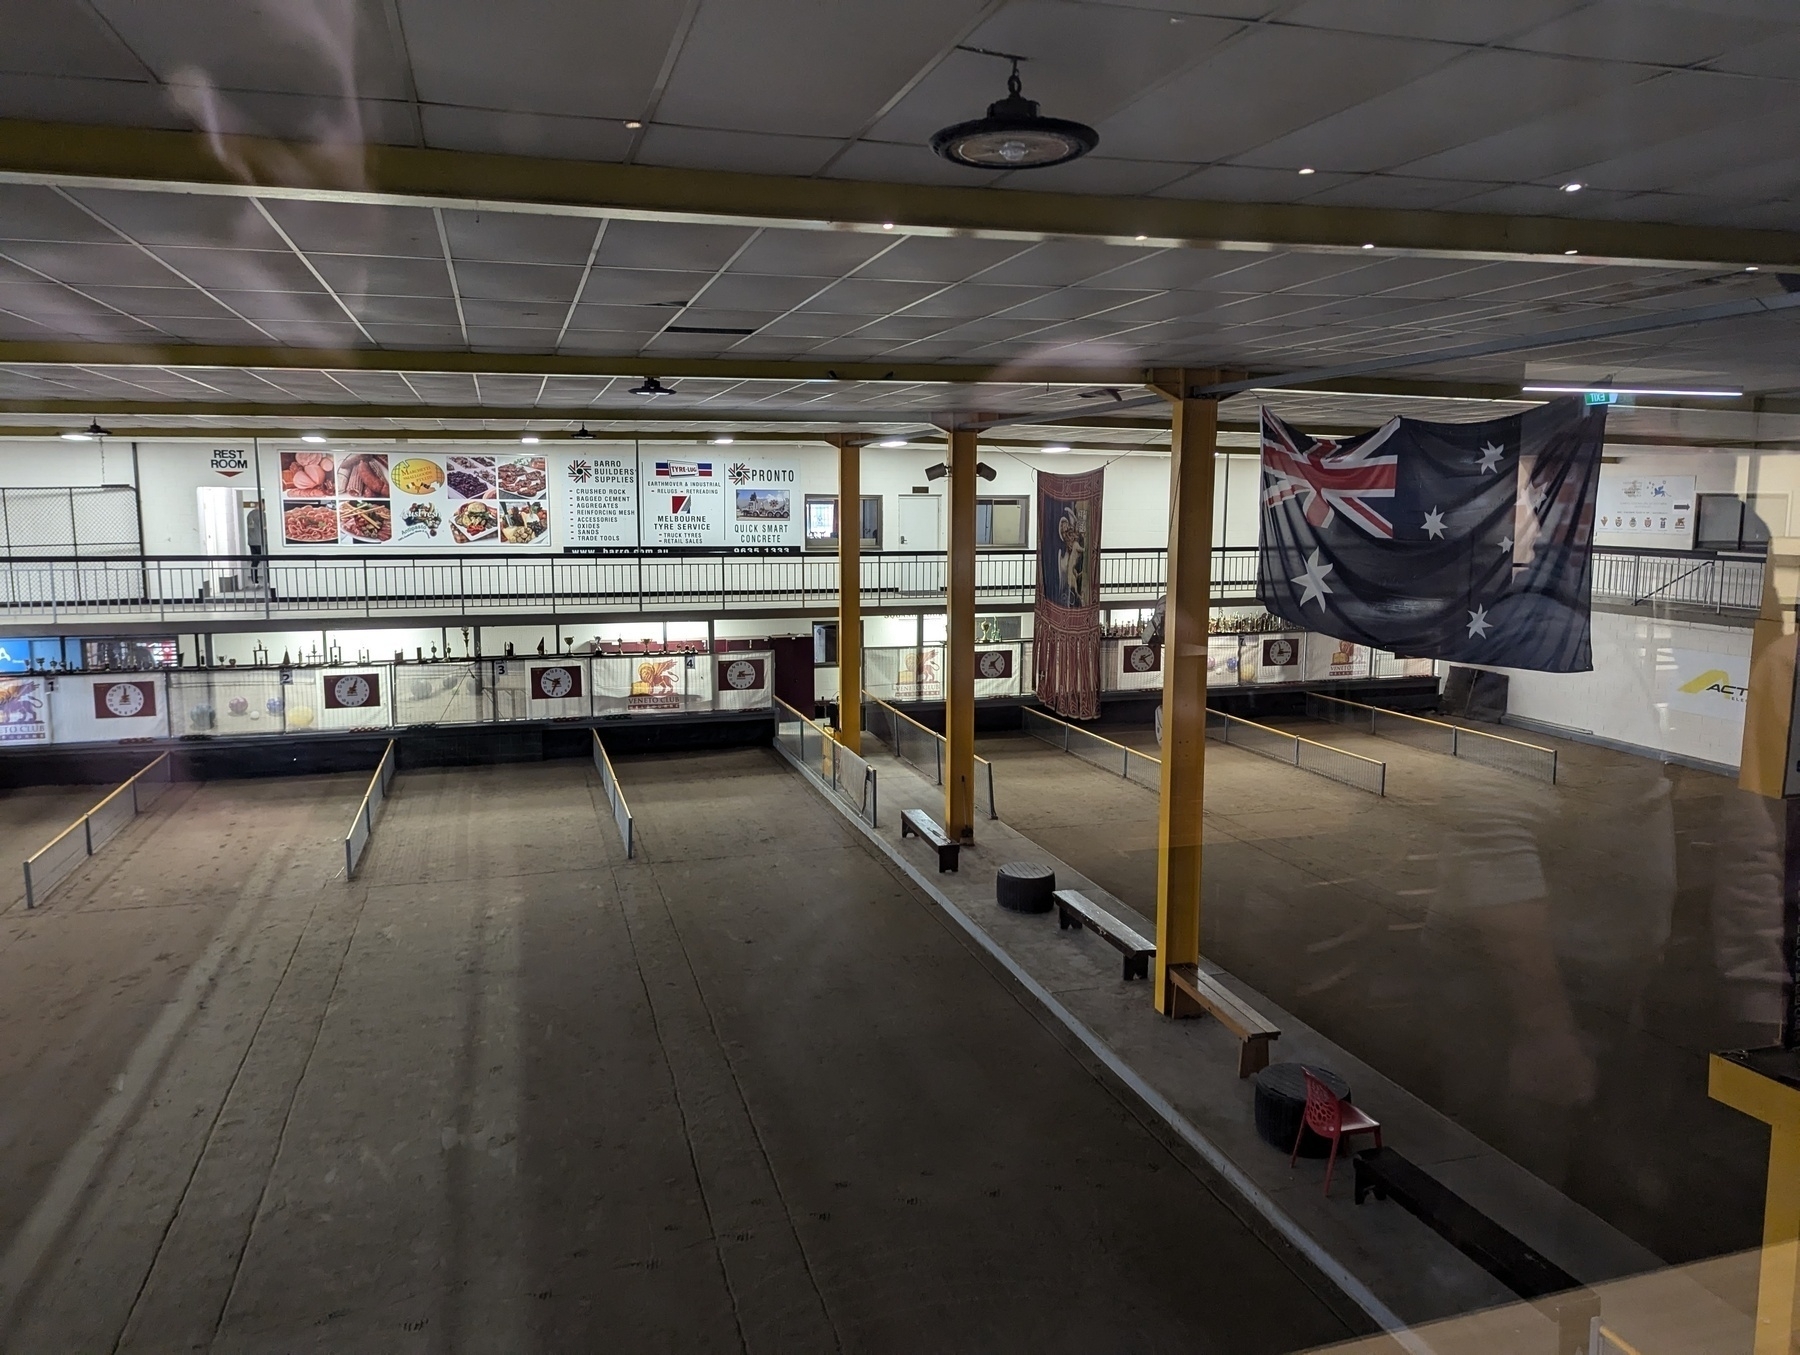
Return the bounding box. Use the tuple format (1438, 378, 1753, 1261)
(897, 494, 940, 550)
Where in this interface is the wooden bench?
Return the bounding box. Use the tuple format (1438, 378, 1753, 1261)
(1053, 890, 1154, 981)
(1354, 1147, 1598, 1347)
(900, 808, 960, 873)
(1165, 964, 1280, 1078)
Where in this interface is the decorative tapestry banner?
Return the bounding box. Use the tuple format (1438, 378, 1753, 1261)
(1033, 469, 1104, 719)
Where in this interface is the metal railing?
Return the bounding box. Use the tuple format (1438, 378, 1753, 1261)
(22, 753, 174, 907)
(1022, 707, 1161, 790)
(1206, 708, 1387, 795)
(861, 693, 997, 819)
(1304, 692, 1558, 783)
(591, 730, 635, 856)
(774, 698, 878, 827)
(343, 739, 397, 879)
(1590, 546, 1763, 614)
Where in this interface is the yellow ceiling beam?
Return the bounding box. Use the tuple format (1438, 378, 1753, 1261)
(0, 340, 1139, 387)
(0, 119, 1794, 271)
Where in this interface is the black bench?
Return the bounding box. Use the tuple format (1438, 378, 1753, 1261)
(1053, 890, 1154, 981)
(900, 808, 959, 873)
(1355, 1148, 1598, 1347)
(1165, 964, 1281, 1078)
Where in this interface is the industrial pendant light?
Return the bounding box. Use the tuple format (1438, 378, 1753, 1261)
(571, 424, 597, 439)
(931, 55, 1097, 170)
(630, 376, 675, 396)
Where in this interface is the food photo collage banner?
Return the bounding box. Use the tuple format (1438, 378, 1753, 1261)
(275, 446, 803, 552)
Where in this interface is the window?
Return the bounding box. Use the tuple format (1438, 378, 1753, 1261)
(1697, 493, 1788, 551)
(976, 496, 1029, 548)
(804, 495, 882, 550)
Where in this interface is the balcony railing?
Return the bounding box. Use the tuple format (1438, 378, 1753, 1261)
(0, 543, 1761, 628)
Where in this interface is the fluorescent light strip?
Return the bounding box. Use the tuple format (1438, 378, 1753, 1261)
(1521, 384, 1742, 398)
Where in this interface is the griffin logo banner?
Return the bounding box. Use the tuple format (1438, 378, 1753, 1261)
(1033, 468, 1104, 720)
(1258, 399, 1605, 674)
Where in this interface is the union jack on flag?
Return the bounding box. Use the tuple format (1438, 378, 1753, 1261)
(1261, 410, 1401, 538)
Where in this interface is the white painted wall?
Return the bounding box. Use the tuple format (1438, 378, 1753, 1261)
(1500, 609, 1751, 769)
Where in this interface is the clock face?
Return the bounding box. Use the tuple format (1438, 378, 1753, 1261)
(539, 666, 573, 698)
(104, 682, 146, 717)
(1267, 640, 1295, 666)
(979, 652, 1007, 678)
(725, 660, 757, 690)
(333, 675, 371, 707)
(1129, 646, 1156, 672)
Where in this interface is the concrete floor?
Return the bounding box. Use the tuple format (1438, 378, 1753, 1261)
(0, 752, 1365, 1354)
(982, 722, 1770, 1267)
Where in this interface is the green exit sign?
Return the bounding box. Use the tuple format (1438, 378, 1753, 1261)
(1585, 391, 1620, 405)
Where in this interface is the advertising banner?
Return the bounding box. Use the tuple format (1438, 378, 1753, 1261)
(278, 449, 550, 549)
(1303, 635, 1371, 681)
(0, 676, 49, 743)
(1242, 633, 1304, 683)
(322, 672, 382, 710)
(94, 679, 158, 719)
(1596, 472, 1696, 547)
(641, 457, 725, 546)
(530, 664, 583, 700)
(556, 451, 639, 547)
(716, 656, 769, 711)
(1668, 648, 1749, 718)
(727, 458, 802, 549)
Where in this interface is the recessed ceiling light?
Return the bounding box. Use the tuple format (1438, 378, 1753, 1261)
(624, 119, 643, 129)
(1564, 249, 1578, 255)
(1748, 266, 1760, 272)
(1522, 383, 1742, 398)
(882, 222, 895, 230)
(711, 436, 734, 444)
(1298, 167, 1316, 176)
(520, 435, 540, 444)
(878, 439, 905, 448)
(931, 55, 1098, 169)
(1043, 444, 1071, 452)
(301, 433, 326, 443)
(1134, 234, 1147, 241)
(1561, 182, 1583, 193)
(1361, 243, 1375, 249)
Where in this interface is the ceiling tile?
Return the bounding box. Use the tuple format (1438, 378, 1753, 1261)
(420, 106, 636, 161)
(461, 298, 566, 328)
(824, 140, 1005, 187)
(696, 273, 829, 312)
(343, 295, 463, 326)
(1509, 0, 1791, 65)
(855, 236, 1032, 284)
(904, 282, 1046, 319)
(79, 285, 233, 319)
(441, 211, 602, 267)
(977, 241, 1143, 287)
(308, 253, 453, 300)
(0, 185, 148, 245)
(1154, 164, 1352, 202)
(260, 200, 442, 260)
(150, 246, 326, 293)
(731, 229, 899, 278)
(1, 241, 192, 288)
(594, 220, 755, 273)
(1280, 0, 1582, 43)
(580, 268, 710, 307)
(634, 126, 840, 177)
(452, 260, 583, 304)
(992, 157, 1192, 196)
(800, 278, 945, 316)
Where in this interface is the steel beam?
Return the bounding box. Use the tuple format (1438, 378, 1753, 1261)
(944, 426, 978, 842)
(1151, 372, 1218, 1014)
(0, 119, 1795, 270)
(835, 437, 862, 756)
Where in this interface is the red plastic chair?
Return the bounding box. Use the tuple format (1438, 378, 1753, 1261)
(1291, 1068, 1382, 1196)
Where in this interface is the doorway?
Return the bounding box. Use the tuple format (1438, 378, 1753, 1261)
(897, 494, 941, 551)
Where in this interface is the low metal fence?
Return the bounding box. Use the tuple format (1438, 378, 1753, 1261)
(591, 731, 635, 857)
(774, 698, 878, 826)
(861, 694, 997, 819)
(343, 739, 397, 879)
(1021, 707, 1160, 790)
(1205, 708, 1387, 796)
(22, 753, 174, 907)
(1304, 692, 1557, 784)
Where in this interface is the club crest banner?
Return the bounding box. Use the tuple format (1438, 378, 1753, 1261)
(1033, 469, 1103, 719)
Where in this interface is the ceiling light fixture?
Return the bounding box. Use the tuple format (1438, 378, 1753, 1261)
(1748, 266, 1760, 272)
(1561, 182, 1583, 193)
(931, 52, 1098, 169)
(571, 425, 597, 440)
(878, 439, 905, 448)
(1042, 444, 1071, 452)
(520, 435, 540, 444)
(1298, 167, 1316, 175)
(1564, 249, 1578, 255)
(882, 222, 895, 230)
(630, 376, 675, 397)
(61, 421, 107, 441)
(623, 119, 643, 129)
(711, 435, 734, 444)
(1521, 384, 1742, 398)
(301, 433, 326, 443)
(1361, 243, 1375, 249)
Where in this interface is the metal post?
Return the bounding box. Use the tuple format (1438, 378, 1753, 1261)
(24, 862, 34, 910)
(1151, 371, 1220, 1014)
(83, 814, 92, 856)
(835, 437, 863, 754)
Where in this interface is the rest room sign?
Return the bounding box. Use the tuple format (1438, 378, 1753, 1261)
(210, 448, 251, 478)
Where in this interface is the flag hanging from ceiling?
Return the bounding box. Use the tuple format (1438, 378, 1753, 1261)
(1034, 468, 1104, 719)
(1256, 398, 1606, 673)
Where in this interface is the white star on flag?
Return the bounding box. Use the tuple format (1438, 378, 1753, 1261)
(1499, 534, 1514, 553)
(1529, 483, 1550, 513)
(1467, 606, 1492, 639)
(1422, 507, 1447, 539)
(1476, 442, 1505, 474)
(1294, 549, 1335, 608)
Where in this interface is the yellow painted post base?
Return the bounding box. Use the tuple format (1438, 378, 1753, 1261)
(1711, 1052, 1800, 1355)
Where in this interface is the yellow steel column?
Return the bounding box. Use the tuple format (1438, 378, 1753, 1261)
(1711, 1055, 1800, 1355)
(836, 437, 862, 754)
(944, 426, 978, 841)
(1152, 372, 1219, 1014)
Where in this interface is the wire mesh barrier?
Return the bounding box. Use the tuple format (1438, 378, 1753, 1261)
(774, 699, 878, 827)
(860, 694, 996, 819)
(343, 740, 397, 879)
(591, 731, 635, 857)
(1205, 708, 1387, 796)
(22, 753, 174, 908)
(1305, 692, 1557, 784)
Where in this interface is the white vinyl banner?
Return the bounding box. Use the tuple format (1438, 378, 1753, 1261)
(726, 457, 802, 549)
(1667, 648, 1749, 718)
(1596, 472, 1696, 547)
(555, 451, 639, 547)
(641, 456, 726, 546)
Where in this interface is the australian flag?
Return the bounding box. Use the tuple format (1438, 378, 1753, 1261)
(1257, 398, 1606, 673)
